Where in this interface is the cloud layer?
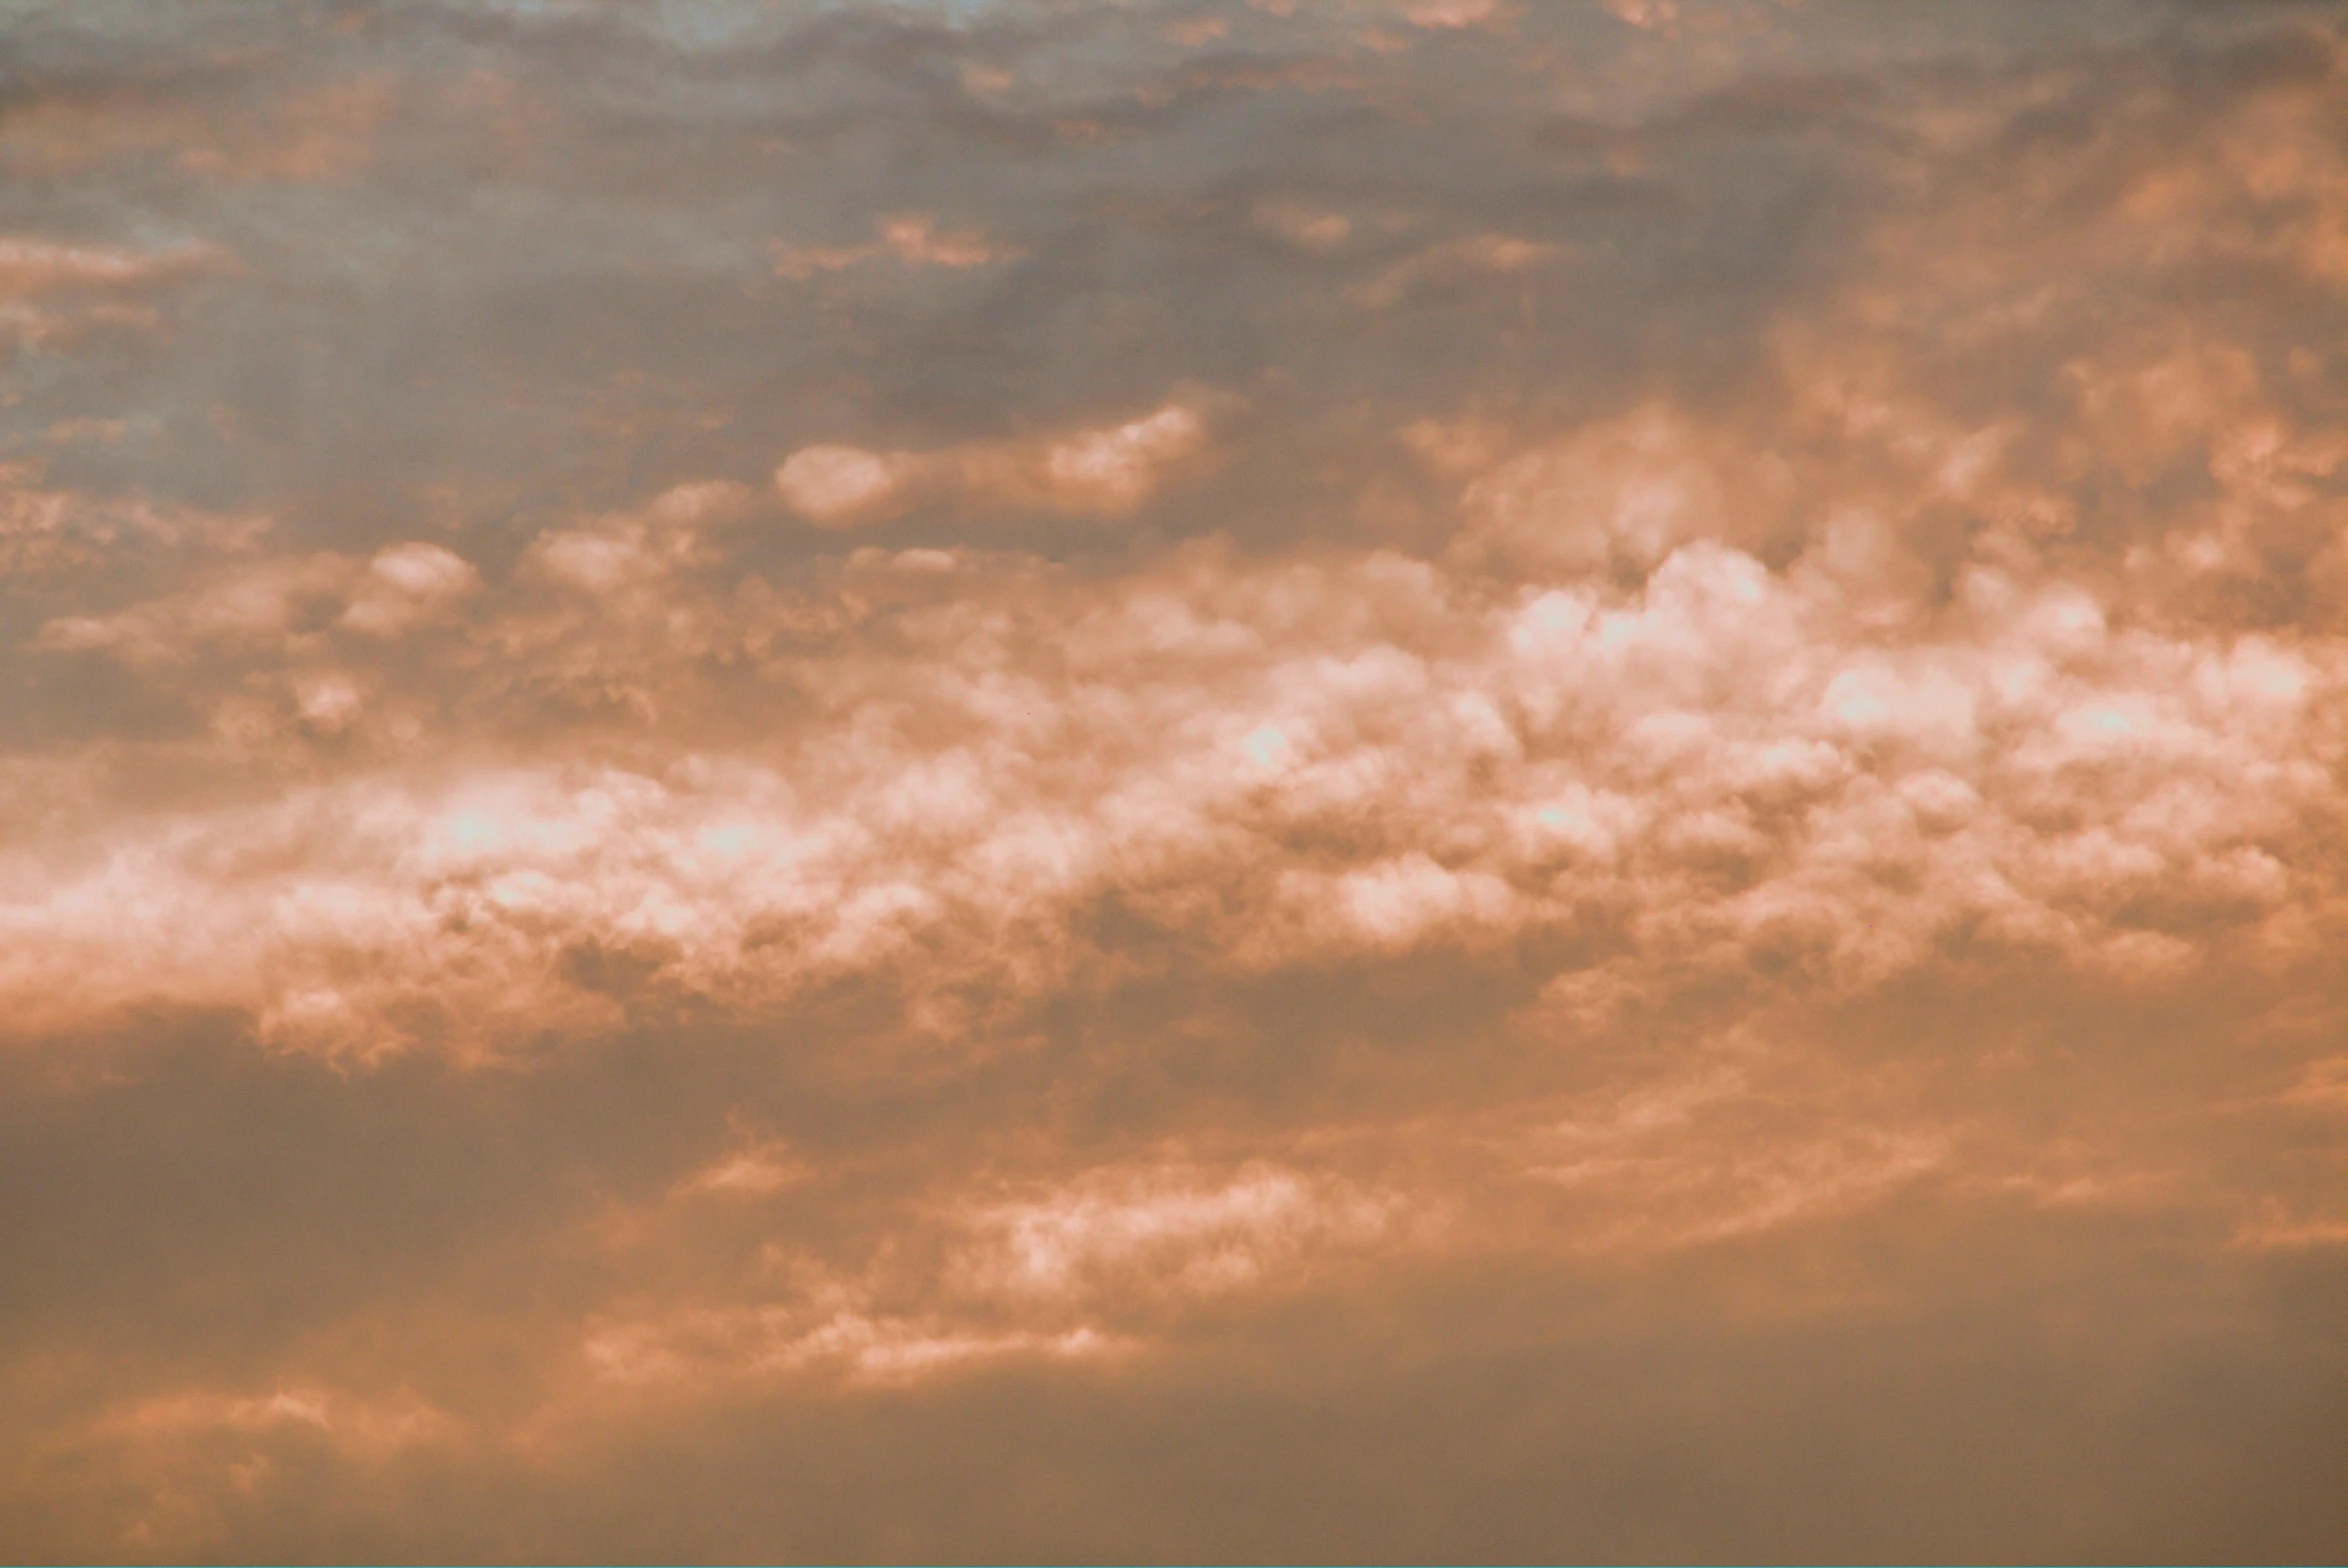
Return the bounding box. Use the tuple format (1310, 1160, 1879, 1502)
(1, 2, 2344, 1561)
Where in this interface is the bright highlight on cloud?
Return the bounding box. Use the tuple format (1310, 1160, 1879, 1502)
(0, 3, 2343, 1562)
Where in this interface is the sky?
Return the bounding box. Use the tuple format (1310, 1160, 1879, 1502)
(1, 1, 2346, 1560)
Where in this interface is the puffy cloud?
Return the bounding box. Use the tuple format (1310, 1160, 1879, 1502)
(338, 543, 480, 637)
(772, 445, 912, 525)
(775, 398, 1217, 526)
(36, 541, 479, 666)
(6, 508, 2342, 1067)
(0, 468, 266, 575)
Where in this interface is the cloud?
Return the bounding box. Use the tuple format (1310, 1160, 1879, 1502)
(338, 543, 481, 638)
(1251, 198, 1352, 252)
(6, 496, 2341, 1070)
(771, 444, 912, 524)
(774, 397, 1218, 525)
(1404, 0, 1508, 31)
(953, 1163, 1406, 1302)
(0, 236, 227, 348)
(581, 1300, 1122, 1391)
(572, 1160, 1403, 1406)
(0, 238, 225, 297)
(36, 541, 477, 666)
(175, 81, 393, 183)
(2, 5, 2345, 1562)
(0, 69, 392, 184)
(772, 215, 1017, 281)
(85, 1386, 454, 1463)
(1349, 231, 1558, 309)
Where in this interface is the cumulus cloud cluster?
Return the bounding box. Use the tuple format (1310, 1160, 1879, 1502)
(1, 3, 2344, 1562)
(12, 361, 2343, 1067)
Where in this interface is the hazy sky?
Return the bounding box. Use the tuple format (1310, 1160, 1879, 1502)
(3, 1, 2346, 1561)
